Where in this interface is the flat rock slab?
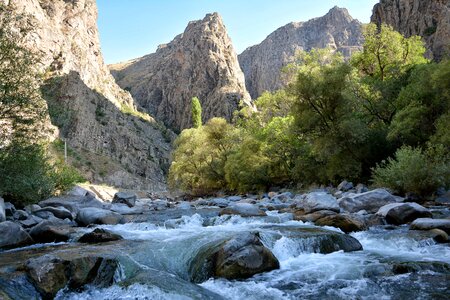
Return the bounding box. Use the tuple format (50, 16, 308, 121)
(220, 203, 266, 217)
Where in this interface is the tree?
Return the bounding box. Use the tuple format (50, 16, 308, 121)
(191, 97, 202, 128)
(0, 4, 49, 144)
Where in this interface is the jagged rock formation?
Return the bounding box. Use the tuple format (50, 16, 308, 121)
(238, 7, 363, 99)
(110, 13, 252, 131)
(371, 0, 450, 61)
(5, 0, 173, 190)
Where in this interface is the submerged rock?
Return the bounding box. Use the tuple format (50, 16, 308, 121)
(78, 228, 123, 243)
(29, 220, 75, 243)
(377, 202, 432, 225)
(220, 203, 266, 217)
(0, 221, 33, 250)
(25, 254, 119, 299)
(392, 261, 450, 275)
(213, 232, 280, 280)
(191, 232, 279, 282)
(339, 188, 398, 213)
(315, 214, 366, 233)
(76, 207, 123, 226)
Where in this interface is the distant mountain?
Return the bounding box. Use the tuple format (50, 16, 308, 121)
(238, 6, 363, 99)
(110, 13, 252, 132)
(6, 0, 172, 190)
(371, 0, 450, 61)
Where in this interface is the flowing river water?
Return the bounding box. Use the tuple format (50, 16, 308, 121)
(42, 212, 450, 300)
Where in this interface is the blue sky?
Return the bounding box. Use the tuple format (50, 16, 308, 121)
(97, 0, 379, 64)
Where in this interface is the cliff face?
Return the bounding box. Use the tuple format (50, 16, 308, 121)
(110, 13, 252, 132)
(5, 0, 172, 190)
(238, 7, 363, 99)
(371, 0, 450, 61)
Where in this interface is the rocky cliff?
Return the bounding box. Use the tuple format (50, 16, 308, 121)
(371, 0, 450, 61)
(5, 0, 172, 190)
(238, 7, 363, 99)
(110, 13, 252, 132)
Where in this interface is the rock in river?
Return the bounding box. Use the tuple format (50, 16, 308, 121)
(296, 192, 340, 213)
(78, 228, 123, 243)
(76, 207, 123, 226)
(377, 202, 432, 225)
(0, 221, 33, 250)
(339, 188, 398, 213)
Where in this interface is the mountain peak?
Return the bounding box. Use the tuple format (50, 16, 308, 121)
(324, 6, 353, 22)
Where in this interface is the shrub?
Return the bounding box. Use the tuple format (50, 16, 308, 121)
(372, 146, 449, 196)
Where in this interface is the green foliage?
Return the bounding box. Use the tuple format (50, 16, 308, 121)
(0, 143, 55, 206)
(191, 97, 202, 128)
(169, 25, 448, 197)
(372, 146, 449, 196)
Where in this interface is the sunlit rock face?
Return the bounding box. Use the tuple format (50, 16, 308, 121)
(371, 0, 450, 61)
(110, 13, 252, 132)
(4, 0, 172, 190)
(238, 6, 363, 99)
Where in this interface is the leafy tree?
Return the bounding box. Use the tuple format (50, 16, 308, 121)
(0, 4, 49, 144)
(191, 97, 202, 128)
(0, 4, 83, 205)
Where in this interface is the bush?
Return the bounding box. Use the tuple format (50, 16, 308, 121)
(372, 146, 449, 196)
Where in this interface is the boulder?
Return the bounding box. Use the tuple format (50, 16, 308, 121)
(315, 214, 366, 233)
(19, 215, 43, 228)
(220, 203, 266, 217)
(112, 192, 137, 208)
(76, 207, 123, 226)
(34, 206, 73, 220)
(109, 203, 144, 215)
(24, 204, 41, 214)
(67, 185, 95, 198)
(337, 181, 354, 192)
(410, 218, 450, 234)
(176, 201, 192, 210)
(25, 254, 119, 299)
(29, 220, 74, 243)
(13, 209, 28, 221)
(213, 233, 279, 280)
(4, 202, 15, 217)
(227, 196, 242, 202)
(0, 197, 5, 222)
(39, 195, 104, 214)
(435, 190, 450, 204)
(294, 210, 337, 222)
(338, 188, 398, 213)
(355, 184, 368, 194)
(428, 229, 449, 243)
(32, 210, 55, 220)
(297, 192, 340, 213)
(78, 228, 123, 243)
(377, 202, 432, 225)
(209, 198, 229, 208)
(0, 221, 33, 249)
(392, 261, 450, 275)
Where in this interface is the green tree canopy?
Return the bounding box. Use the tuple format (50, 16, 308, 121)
(191, 97, 202, 128)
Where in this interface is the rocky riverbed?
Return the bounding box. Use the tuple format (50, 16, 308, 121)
(0, 184, 449, 299)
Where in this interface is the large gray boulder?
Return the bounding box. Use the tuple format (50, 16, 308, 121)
(213, 233, 279, 280)
(29, 220, 75, 243)
(76, 207, 123, 226)
(338, 188, 398, 213)
(39, 195, 105, 215)
(220, 203, 266, 217)
(377, 202, 432, 225)
(0, 221, 33, 249)
(112, 192, 137, 208)
(410, 218, 450, 234)
(297, 192, 340, 213)
(78, 228, 123, 243)
(26, 254, 119, 299)
(34, 206, 73, 220)
(0, 197, 5, 222)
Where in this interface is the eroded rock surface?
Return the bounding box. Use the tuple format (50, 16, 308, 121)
(371, 0, 450, 61)
(110, 13, 252, 131)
